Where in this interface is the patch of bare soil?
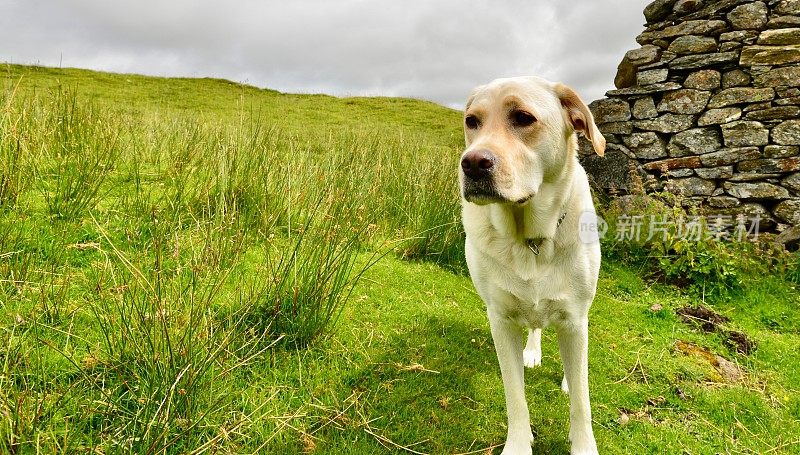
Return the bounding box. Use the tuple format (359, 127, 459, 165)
(677, 305, 728, 331)
(723, 330, 756, 356)
(676, 305, 756, 355)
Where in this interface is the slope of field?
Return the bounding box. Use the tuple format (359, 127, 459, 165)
(1, 63, 798, 454)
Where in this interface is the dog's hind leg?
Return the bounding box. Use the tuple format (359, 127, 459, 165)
(522, 328, 542, 368)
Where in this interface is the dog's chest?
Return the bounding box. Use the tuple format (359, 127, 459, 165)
(507, 261, 568, 324)
(469, 234, 573, 327)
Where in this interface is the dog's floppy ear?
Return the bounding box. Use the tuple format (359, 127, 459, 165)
(465, 85, 483, 111)
(554, 83, 605, 156)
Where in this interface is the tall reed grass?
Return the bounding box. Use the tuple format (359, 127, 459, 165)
(0, 81, 464, 451)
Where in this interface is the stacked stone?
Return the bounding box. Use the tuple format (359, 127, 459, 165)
(581, 0, 800, 230)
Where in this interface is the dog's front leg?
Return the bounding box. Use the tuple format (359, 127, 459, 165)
(557, 317, 598, 455)
(488, 310, 532, 455)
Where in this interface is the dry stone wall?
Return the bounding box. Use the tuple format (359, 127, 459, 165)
(581, 0, 800, 231)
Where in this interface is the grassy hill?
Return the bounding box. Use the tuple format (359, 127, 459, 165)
(1, 63, 799, 454)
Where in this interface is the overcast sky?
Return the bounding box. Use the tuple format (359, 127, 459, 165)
(2, 0, 651, 108)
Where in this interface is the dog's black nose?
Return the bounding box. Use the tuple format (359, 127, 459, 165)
(461, 150, 495, 180)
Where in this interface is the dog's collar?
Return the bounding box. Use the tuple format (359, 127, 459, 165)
(525, 211, 567, 255)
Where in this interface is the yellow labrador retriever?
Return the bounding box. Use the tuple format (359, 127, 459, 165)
(460, 77, 605, 455)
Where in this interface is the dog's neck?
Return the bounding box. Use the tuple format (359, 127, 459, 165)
(488, 160, 576, 244)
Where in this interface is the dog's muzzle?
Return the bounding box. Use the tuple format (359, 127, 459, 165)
(461, 149, 502, 203)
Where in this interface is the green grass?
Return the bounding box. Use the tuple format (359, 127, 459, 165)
(1, 63, 799, 454)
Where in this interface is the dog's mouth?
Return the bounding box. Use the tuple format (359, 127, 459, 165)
(464, 192, 504, 205)
(462, 179, 498, 202)
(462, 179, 506, 205)
(514, 194, 533, 205)
(462, 179, 535, 206)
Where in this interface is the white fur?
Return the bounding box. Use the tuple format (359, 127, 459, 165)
(461, 77, 603, 455)
(522, 328, 542, 368)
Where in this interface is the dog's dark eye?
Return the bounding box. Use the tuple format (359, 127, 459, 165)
(511, 110, 536, 127)
(465, 115, 480, 129)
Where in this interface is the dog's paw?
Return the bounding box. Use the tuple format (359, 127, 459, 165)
(500, 440, 533, 455)
(523, 349, 541, 368)
(570, 443, 598, 455)
(561, 375, 569, 394)
(569, 432, 598, 455)
(500, 430, 533, 455)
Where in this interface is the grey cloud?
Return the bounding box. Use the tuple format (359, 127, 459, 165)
(1, 0, 650, 108)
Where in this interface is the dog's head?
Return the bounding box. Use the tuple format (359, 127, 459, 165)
(460, 77, 605, 205)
